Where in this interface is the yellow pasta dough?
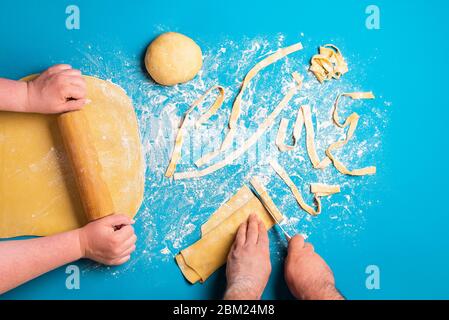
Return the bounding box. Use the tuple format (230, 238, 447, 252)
(0, 75, 144, 238)
(144, 32, 203, 86)
(309, 44, 348, 83)
(175, 177, 283, 284)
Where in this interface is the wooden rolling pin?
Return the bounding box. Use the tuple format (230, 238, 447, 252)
(58, 110, 114, 222)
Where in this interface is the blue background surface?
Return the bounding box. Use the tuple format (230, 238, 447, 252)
(1, 0, 449, 299)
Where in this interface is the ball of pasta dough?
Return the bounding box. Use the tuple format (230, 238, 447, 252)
(144, 32, 203, 86)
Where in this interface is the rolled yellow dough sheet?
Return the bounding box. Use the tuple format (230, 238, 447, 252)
(0, 75, 144, 238)
(175, 179, 284, 284)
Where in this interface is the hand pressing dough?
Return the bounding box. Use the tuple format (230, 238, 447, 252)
(175, 178, 284, 284)
(0, 75, 144, 238)
(145, 32, 203, 86)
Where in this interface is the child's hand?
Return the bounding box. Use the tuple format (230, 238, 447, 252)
(26, 64, 89, 114)
(77, 214, 137, 266)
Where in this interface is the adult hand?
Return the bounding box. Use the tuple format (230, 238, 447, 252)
(224, 214, 271, 300)
(285, 234, 344, 300)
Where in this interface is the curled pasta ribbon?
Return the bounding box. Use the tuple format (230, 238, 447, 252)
(173, 73, 303, 180)
(274, 73, 307, 151)
(196, 42, 304, 166)
(325, 92, 376, 176)
(275, 109, 304, 152)
(165, 85, 225, 178)
(270, 159, 340, 216)
(276, 105, 331, 169)
(301, 105, 332, 169)
(309, 44, 348, 83)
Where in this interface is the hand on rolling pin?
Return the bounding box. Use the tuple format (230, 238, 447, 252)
(224, 214, 271, 300)
(78, 214, 137, 266)
(0, 214, 136, 294)
(284, 234, 344, 300)
(0, 64, 89, 114)
(26, 64, 90, 113)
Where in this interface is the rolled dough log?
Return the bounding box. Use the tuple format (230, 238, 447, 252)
(0, 75, 144, 238)
(175, 180, 284, 284)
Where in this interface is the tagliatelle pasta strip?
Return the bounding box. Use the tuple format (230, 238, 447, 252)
(275, 104, 331, 168)
(310, 183, 341, 196)
(174, 88, 296, 180)
(325, 92, 376, 176)
(332, 92, 375, 127)
(275, 108, 304, 152)
(310, 44, 348, 83)
(269, 160, 340, 216)
(276, 118, 294, 152)
(195, 42, 304, 166)
(165, 85, 225, 178)
(173, 74, 303, 180)
(249, 177, 284, 224)
(301, 105, 332, 169)
(194, 148, 220, 168)
(195, 87, 226, 127)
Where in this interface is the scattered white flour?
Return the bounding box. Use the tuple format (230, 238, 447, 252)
(65, 30, 389, 276)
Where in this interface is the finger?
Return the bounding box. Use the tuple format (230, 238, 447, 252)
(63, 85, 86, 100)
(101, 214, 135, 228)
(109, 255, 131, 266)
(60, 76, 87, 93)
(288, 234, 305, 254)
(46, 64, 72, 75)
(60, 76, 85, 92)
(68, 77, 87, 90)
(58, 69, 82, 77)
(63, 98, 90, 111)
(234, 221, 247, 247)
(246, 214, 259, 244)
(118, 244, 136, 259)
(57, 73, 84, 82)
(257, 221, 269, 246)
(303, 242, 315, 252)
(114, 225, 135, 242)
(117, 233, 137, 251)
(59, 74, 86, 89)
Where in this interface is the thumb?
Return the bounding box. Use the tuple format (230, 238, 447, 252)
(64, 98, 91, 111)
(288, 234, 305, 255)
(100, 214, 135, 228)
